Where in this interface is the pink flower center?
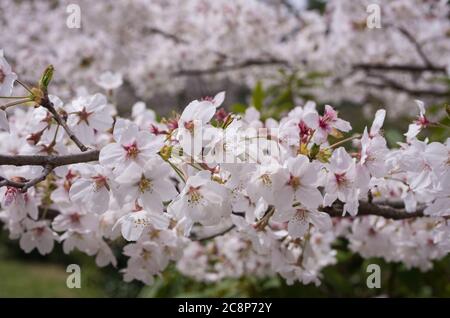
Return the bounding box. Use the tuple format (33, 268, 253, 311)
(416, 115, 430, 128)
(4, 187, 19, 206)
(184, 120, 195, 132)
(187, 186, 203, 205)
(34, 227, 45, 236)
(293, 209, 307, 222)
(298, 120, 312, 143)
(318, 116, 330, 130)
(92, 175, 108, 190)
(123, 142, 140, 159)
(70, 213, 81, 224)
(77, 107, 94, 125)
(288, 175, 301, 190)
(334, 172, 347, 186)
(201, 96, 214, 102)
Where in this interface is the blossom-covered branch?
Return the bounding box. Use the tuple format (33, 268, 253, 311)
(1, 45, 450, 287)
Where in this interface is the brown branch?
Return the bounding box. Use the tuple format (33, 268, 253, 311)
(358, 75, 449, 97)
(40, 96, 88, 152)
(354, 63, 446, 74)
(173, 58, 290, 77)
(0, 150, 99, 167)
(392, 25, 434, 68)
(0, 164, 53, 191)
(321, 201, 424, 220)
(193, 201, 427, 241)
(22, 165, 53, 191)
(145, 27, 188, 44)
(191, 225, 236, 242)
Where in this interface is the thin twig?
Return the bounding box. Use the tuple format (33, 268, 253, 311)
(354, 63, 446, 74)
(173, 58, 290, 77)
(0, 164, 53, 191)
(14, 79, 34, 94)
(21, 165, 54, 191)
(40, 96, 88, 152)
(192, 225, 236, 242)
(0, 98, 32, 111)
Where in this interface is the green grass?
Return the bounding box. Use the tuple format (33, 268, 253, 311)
(0, 259, 105, 297)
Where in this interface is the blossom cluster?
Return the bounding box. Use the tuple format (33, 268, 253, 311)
(2, 0, 450, 115)
(0, 52, 449, 285)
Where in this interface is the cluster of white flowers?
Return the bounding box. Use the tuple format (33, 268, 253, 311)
(2, 0, 450, 115)
(0, 51, 449, 286)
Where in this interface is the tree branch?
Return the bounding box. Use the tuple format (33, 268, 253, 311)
(0, 164, 53, 191)
(192, 201, 428, 241)
(0, 150, 99, 167)
(191, 225, 236, 242)
(145, 27, 188, 44)
(321, 201, 424, 220)
(40, 96, 88, 152)
(173, 58, 290, 77)
(354, 63, 446, 74)
(358, 75, 449, 97)
(392, 25, 434, 68)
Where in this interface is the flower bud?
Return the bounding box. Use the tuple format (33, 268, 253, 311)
(39, 65, 54, 90)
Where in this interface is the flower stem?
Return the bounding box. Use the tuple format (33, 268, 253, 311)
(0, 98, 32, 111)
(0, 96, 29, 99)
(15, 79, 34, 94)
(328, 134, 361, 149)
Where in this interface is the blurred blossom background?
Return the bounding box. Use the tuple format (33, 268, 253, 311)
(1, 0, 450, 297)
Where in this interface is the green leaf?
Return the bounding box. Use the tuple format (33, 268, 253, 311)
(251, 81, 265, 111)
(231, 103, 248, 114)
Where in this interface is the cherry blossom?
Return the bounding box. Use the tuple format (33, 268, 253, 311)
(0, 50, 17, 97)
(1, 37, 450, 287)
(95, 71, 123, 91)
(66, 93, 114, 145)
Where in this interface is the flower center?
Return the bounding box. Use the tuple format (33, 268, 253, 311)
(416, 115, 430, 128)
(4, 187, 19, 206)
(70, 213, 81, 224)
(293, 209, 307, 222)
(123, 142, 140, 159)
(138, 175, 152, 193)
(33, 227, 45, 236)
(141, 249, 152, 261)
(260, 174, 272, 187)
(201, 96, 214, 102)
(187, 186, 203, 205)
(184, 120, 195, 133)
(77, 107, 94, 125)
(334, 172, 348, 187)
(318, 116, 329, 130)
(288, 175, 301, 190)
(92, 175, 108, 191)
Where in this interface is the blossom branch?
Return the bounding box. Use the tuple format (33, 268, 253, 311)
(40, 96, 89, 152)
(321, 201, 424, 220)
(173, 58, 290, 77)
(391, 25, 435, 68)
(193, 202, 427, 242)
(353, 63, 446, 74)
(358, 76, 449, 97)
(0, 150, 100, 167)
(0, 164, 53, 191)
